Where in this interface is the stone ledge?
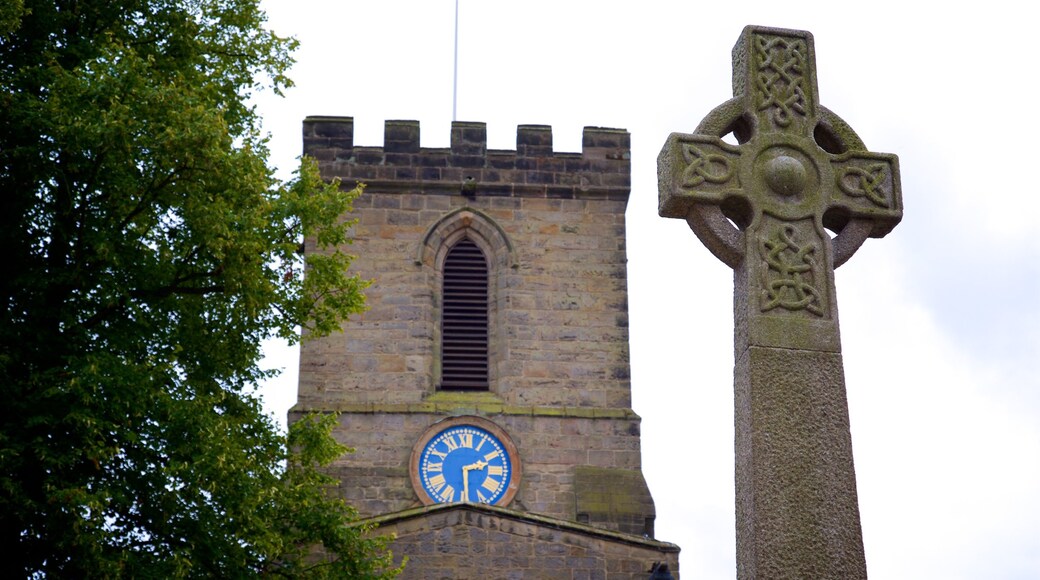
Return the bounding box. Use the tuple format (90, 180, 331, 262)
(359, 502, 679, 553)
(290, 401, 640, 420)
(326, 176, 630, 201)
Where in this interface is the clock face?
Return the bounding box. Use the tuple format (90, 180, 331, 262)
(411, 418, 520, 506)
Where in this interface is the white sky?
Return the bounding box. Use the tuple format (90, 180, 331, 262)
(254, 2, 1040, 577)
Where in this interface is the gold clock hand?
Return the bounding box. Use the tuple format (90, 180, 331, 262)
(460, 460, 488, 501)
(463, 463, 474, 500)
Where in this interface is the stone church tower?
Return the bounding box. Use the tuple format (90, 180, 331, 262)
(292, 117, 679, 577)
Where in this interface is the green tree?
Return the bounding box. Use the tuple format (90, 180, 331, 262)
(0, 1, 397, 576)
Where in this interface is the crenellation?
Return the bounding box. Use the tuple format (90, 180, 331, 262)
(302, 117, 630, 201)
(383, 120, 420, 153)
(516, 124, 553, 156)
(450, 121, 488, 155)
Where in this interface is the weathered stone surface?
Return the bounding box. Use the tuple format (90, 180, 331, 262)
(735, 346, 864, 578)
(296, 127, 634, 410)
(297, 188, 634, 411)
(365, 503, 678, 579)
(295, 120, 656, 538)
(288, 408, 652, 529)
(575, 466, 656, 537)
(658, 25, 903, 578)
(303, 118, 630, 197)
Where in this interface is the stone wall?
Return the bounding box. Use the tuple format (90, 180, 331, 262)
(301, 408, 655, 535)
(297, 117, 632, 409)
(367, 503, 679, 579)
(292, 118, 655, 536)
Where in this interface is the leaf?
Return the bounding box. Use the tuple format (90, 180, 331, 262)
(0, 1, 396, 576)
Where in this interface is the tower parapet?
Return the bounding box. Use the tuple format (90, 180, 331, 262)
(303, 117, 631, 199)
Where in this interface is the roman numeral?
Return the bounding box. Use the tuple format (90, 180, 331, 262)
(458, 432, 473, 448)
(426, 461, 443, 473)
(481, 477, 500, 492)
(443, 436, 459, 451)
(488, 465, 503, 476)
(483, 450, 500, 462)
(441, 484, 456, 502)
(428, 473, 446, 492)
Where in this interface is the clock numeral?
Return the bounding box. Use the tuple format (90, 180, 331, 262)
(426, 461, 443, 473)
(457, 432, 473, 448)
(429, 449, 447, 460)
(428, 473, 446, 492)
(440, 484, 456, 502)
(476, 490, 489, 503)
(481, 477, 500, 492)
(443, 435, 459, 452)
(483, 450, 500, 462)
(487, 465, 503, 476)
(474, 436, 486, 451)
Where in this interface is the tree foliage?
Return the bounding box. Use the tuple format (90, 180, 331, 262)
(0, 1, 396, 576)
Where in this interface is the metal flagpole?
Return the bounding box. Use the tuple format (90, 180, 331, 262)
(452, 0, 459, 121)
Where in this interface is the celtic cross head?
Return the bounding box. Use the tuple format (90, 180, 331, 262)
(659, 26, 903, 352)
(659, 25, 902, 272)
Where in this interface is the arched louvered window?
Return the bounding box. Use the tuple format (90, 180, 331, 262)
(440, 238, 489, 390)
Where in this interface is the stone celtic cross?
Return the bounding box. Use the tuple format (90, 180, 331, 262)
(659, 26, 902, 578)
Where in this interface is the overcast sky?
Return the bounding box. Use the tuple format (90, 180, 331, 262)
(253, 2, 1040, 577)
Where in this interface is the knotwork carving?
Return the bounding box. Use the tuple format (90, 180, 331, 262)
(838, 163, 891, 208)
(681, 143, 734, 187)
(760, 224, 823, 316)
(754, 36, 808, 128)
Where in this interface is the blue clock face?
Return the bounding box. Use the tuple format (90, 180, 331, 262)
(418, 424, 513, 505)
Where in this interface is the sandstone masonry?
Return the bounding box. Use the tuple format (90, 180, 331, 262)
(293, 118, 676, 576)
(370, 503, 679, 579)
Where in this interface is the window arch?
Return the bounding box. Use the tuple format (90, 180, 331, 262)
(440, 237, 489, 390)
(418, 208, 513, 394)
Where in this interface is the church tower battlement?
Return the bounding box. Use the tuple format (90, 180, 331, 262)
(302, 117, 630, 198)
(294, 117, 678, 576)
